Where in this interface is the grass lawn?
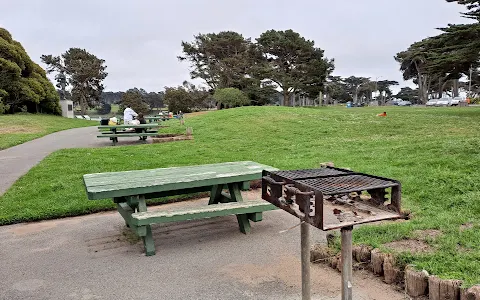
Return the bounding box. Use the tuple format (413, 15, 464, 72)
(1, 106, 480, 284)
(0, 114, 96, 150)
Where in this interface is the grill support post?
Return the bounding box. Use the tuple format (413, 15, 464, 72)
(301, 221, 311, 300)
(341, 226, 353, 300)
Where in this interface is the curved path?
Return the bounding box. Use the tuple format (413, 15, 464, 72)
(0, 126, 146, 195)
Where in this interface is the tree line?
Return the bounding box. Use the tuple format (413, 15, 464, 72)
(395, 0, 480, 103)
(6, 2, 474, 116)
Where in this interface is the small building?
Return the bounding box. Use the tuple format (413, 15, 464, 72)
(60, 100, 74, 118)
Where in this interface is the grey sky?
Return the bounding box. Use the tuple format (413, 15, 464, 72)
(1, 0, 469, 93)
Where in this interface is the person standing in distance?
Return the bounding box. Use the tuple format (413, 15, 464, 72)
(123, 105, 138, 125)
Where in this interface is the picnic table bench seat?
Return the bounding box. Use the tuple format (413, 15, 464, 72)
(97, 123, 160, 145)
(83, 161, 278, 256)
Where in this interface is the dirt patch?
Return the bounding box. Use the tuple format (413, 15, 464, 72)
(385, 239, 433, 254)
(1, 125, 42, 134)
(185, 111, 211, 118)
(152, 135, 193, 143)
(460, 222, 474, 231)
(413, 229, 442, 240)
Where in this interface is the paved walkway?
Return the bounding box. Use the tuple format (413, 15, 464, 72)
(0, 126, 152, 195)
(0, 199, 405, 300)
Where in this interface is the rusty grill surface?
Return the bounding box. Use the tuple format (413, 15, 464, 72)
(263, 166, 402, 230)
(297, 175, 397, 195)
(270, 167, 398, 194)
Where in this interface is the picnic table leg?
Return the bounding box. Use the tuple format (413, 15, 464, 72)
(208, 184, 223, 205)
(128, 195, 155, 256)
(138, 196, 155, 256)
(227, 183, 251, 234)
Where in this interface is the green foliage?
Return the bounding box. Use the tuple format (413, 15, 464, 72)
(41, 48, 108, 115)
(96, 103, 111, 115)
(0, 27, 60, 114)
(164, 82, 211, 113)
(179, 30, 334, 107)
(213, 88, 249, 108)
(119, 89, 150, 114)
(395, 87, 419, 103)
(395, 1, 480, 102)
(0, 99, 10, 115)
(256, 29, 334, 105)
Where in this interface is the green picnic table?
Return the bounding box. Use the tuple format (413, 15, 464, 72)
(97, 123, 160, 145)
(144, 116, 166, 123)
(83, 161, 278, 256)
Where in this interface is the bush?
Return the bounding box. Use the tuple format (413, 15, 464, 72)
(213, 88, 249, 108)
(469, 97, 480, 104)
(96, 103, 111, 115)
(119, 90, 150, 114)
(0, 99, 10, 114)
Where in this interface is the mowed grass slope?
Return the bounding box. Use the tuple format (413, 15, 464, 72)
(0, 114, 96, 150)
(1, 106, 480, 284)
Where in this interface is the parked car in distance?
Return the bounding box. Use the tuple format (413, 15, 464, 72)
(426, 99, 438, 107)
(436, 98, 452, 106)
(451, 97, 464, 106)
(397, 100, 412, 106)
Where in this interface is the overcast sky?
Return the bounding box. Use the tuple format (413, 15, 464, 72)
(1, 0, 470, 92)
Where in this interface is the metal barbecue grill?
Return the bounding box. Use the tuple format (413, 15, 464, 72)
(261, 166, 403, 300)
(262, 166, 402, 231)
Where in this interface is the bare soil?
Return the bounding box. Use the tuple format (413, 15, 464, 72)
(1, 125, 42, 134)
(413, 229, 442, 240)
(385, 239, 433, 254)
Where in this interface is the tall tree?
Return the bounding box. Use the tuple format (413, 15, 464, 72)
(164, 81, 210, 113)
(256, 29, 334, 106)
(179, 31, 274, 104)
(395, 87, 419, 103)
(342, 76, 370, 103)
(41, 48, 108, 115)
(376, 80, 399, 104)
(119, 88, 150, 114)
(0, 28, 60, 114)
(178, 31, 254, 89)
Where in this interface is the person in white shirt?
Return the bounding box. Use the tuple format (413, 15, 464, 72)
(123, 106, 138, 125)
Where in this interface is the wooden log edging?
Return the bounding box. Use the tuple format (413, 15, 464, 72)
(310, 245, 480, 299)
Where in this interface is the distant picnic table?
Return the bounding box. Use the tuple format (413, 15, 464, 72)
(97, 123, 160, 145)
(83, 161, 278, 256)
(144, 116, 167, 123)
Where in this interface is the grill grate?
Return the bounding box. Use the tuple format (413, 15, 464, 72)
(271, 168, 351, 180)
(297, 174, 398, 195)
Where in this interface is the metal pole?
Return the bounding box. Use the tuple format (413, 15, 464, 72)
(341, 226, 353, 300)
(301, 221, 311, 300)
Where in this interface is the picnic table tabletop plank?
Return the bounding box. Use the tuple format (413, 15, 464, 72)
(98, 124, 160, 129)
(83, 161, 277, 200)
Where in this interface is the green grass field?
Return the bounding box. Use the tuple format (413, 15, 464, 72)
(1, 106, 480, 284)
(0, 114, 97, 150)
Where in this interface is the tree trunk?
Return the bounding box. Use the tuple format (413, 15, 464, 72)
(283, 90, 290, 106)
(438, 78, 443, 99)
(418, 74, 424, 104)
(80, 94, 87, 115)
(453, 79, 459, 97)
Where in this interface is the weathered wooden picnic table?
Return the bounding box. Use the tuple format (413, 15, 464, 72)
(97, 123, 160, 145)
(144, 116, 166, 123)
(83, 161, 278, 256)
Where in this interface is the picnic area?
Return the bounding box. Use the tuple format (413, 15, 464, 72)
(2, 2, 480, 297)
(1, 106, 480, 295)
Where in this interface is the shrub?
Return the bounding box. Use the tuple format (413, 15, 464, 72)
(96, 103, 111, 115)
(213, 88, 249, 108)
